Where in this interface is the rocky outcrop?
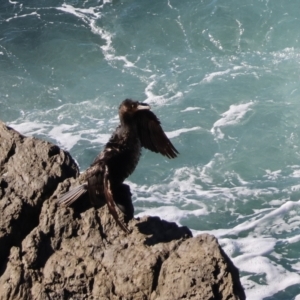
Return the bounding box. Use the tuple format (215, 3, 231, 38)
(0, 122, 79, 272)
(0, 121, 245, 300)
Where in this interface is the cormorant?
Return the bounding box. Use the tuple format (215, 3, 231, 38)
(57, 99, 179, 233)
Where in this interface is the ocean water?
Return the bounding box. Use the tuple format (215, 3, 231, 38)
(1, 0, 300, 298)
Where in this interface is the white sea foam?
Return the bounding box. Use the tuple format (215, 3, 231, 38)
(271, 47, 300, 64)
(48, 124, 80, 151)
(204, 200, 300, 238)
(8, 119, 107, 152)
(57, 4, 101, 19)
(188, 62, 261, 86)
(201, 29, 223, 51)
(56, 3, 140, 70)
(292, 169, 300, 178)
(166, 127, 202, 139)
(144, 79, 183, 105)
(6, 11, 40, 22)
(144, 81, 166, 104)
(201, 69, 231, 83)
(211, 101, 254, 138)
(235, 248, 300, 300)
(212, 102, 254, 128)
(180, 107, 204, 112)
(8, 121, 46, 135)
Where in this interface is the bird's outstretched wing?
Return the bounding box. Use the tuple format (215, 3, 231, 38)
(135, 110, 179, 159)
(103, 165, 130, 234)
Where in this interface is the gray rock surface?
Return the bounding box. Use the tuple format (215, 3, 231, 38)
(0, 121, 245, 300)
(0, 121, 78, 271)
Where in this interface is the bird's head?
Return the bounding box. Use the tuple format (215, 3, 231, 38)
(119, 99, 150, 124)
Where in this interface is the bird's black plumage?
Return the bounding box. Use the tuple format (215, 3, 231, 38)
(57, 99, 179, 233)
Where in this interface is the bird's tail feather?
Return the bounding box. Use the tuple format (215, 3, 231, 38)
(57, 184, 88, 207)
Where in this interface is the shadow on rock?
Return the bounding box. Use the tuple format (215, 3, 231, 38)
(136, 216, 192, 246)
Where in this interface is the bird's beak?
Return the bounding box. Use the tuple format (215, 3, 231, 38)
(137, 103, 151, 110)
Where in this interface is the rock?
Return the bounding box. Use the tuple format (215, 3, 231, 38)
(0, 121, 79, 272)
(155, 234, 244, 299)
(0, 121, 245, 300)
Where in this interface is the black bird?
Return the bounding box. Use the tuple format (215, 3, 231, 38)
(57, 99, 179, 233)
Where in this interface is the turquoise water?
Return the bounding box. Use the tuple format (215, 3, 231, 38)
(1, 1, 300, 298)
